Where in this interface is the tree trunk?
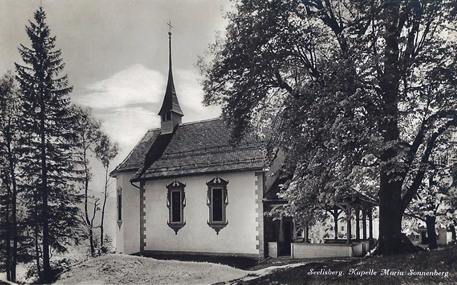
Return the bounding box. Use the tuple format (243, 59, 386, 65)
(377, 171, 404, 254)
(34, 188, 41, 278)
(41, 147, 51, 280)
(376, 1, 407, 255)
(99, 166, 109, 253)
(7, 129, 18, 282)
(83, 143, 96, 257)
(39, 88, 51, 281)
(4, 173, 11, 281)
(426, 216, 437, 250)
(88, 227, 95, 256)
(85, 190, 95, 257)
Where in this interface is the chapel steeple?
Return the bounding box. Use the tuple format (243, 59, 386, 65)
(158, 23, 184, 135)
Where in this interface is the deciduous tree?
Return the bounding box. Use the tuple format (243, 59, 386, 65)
(201, 0, 457, 255)
(94, 134, 118, 254)
(405, 138, 457, 249)
(73, 106, 103, 257)
(73, 106, 118, 256)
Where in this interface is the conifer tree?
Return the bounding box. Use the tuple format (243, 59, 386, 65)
(15, 7, 83, 281)
(0, 72, 34, 282)
(0, 72, 19, 281)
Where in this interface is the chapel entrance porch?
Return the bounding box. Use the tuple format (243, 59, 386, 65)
(264, 191, 377, 259)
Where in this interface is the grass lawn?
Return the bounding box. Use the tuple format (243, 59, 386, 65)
(234, 245, 457, 285)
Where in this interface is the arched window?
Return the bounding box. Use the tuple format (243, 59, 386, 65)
(206, 177, 228, 234)
(166, 181, 186, 234)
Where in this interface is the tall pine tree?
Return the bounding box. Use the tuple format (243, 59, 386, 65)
(0, 72, 34, 282)
(15, 7, 83, 281)
(0, 72, 20, 282)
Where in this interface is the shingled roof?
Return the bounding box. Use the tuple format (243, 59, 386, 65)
(111, 129, 161, 174)
(111, 118, 267, 181)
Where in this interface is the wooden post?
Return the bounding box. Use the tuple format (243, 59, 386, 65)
(346, 206, 352, 244)
(368, 207, 373, 239)
(355, 208, 360, 241)
(303, 223, 309, 243)
(362, 208, 367, 240)
(334, 207, 339, 240)
(279, 218, 284, 242)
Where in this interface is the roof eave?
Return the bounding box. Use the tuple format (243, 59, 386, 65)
(130, 166, 265, 183)
(110, 167, 139, 177)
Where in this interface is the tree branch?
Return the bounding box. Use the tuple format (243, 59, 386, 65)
(402, 118, 457, 211)
(404, 208, 426, 222)
(400, 109, 457, 188)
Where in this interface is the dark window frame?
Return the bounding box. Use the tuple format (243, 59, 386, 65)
(211, 188, 224, 222)
(206, 177, 229, 234)
(117, 193, 122, 221)
(166, 181, 186, 234)
(170, 189, 183, 223)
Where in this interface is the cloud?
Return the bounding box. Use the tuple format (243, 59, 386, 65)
(74, 64, 221, 167)
(99, 107, 160, 160)
(74, 64, 165, 109)
(174, 69, 221, 122)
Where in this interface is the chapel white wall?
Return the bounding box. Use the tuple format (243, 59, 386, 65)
(143, 171, 261, 256)
(115, 171, 140, 254)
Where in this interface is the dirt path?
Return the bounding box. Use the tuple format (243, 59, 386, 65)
(56, 254, 250, 284)
(55, 254, 310, 285)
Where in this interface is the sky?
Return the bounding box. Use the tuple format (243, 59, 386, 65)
(1, 0, 233, 241)
(0, 0, 232, 167)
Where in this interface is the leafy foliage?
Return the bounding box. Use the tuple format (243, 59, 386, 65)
(201, 0, 457, 253)
(94, 133, 118, 255)
(73, 106, 118, 257)
(404, 138, 457, 248)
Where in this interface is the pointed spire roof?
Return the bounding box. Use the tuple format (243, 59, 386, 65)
(158, 30, 184, 116)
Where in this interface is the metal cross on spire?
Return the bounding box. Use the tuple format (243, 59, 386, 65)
(167, 21, 173, 73)
(167, 21, 173, 35)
